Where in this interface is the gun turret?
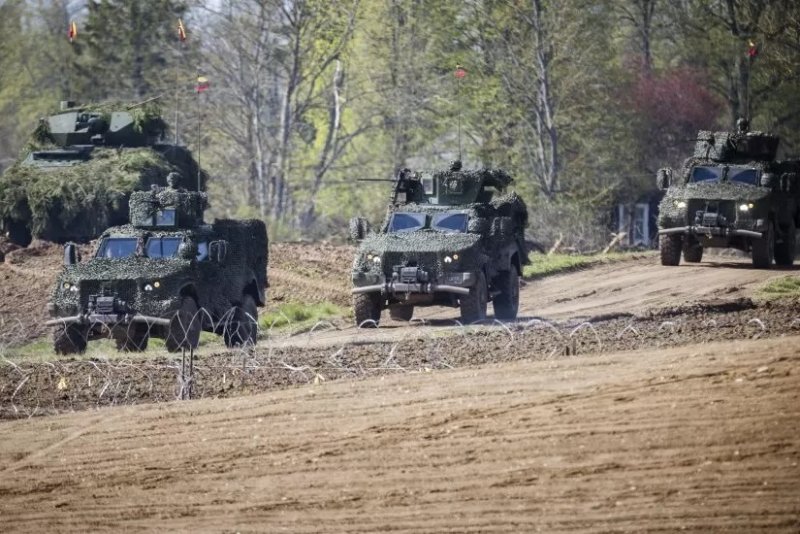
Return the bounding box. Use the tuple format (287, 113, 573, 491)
(130, 176, 208, 229)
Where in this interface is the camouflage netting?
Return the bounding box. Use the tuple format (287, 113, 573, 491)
(693, 130, 779, 162)
(0, 101, 206, 245)
(130, 188, 209, 228)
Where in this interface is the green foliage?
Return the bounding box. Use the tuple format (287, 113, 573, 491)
(0, 148, 173, 238)
(259, 301, 349, 332)
(759, 276, 800, 299)
(522, 252, 636, 279)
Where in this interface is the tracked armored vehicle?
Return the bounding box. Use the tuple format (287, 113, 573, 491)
(349, 161, 528, 326)
(657, 120, 800, 268)
(0, 100, 205, 246)
(46, 177, 267, 354)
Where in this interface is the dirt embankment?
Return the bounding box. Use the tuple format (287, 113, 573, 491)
(0, 336, 797, 533)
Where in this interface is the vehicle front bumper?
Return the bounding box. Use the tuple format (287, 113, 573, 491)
(45, 310, 171, 327)
(352, 271, 474, 296)
(658, 225, 764, 239)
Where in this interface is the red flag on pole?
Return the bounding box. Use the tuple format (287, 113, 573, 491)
(454, 65, 467, 79)
(177, 19, 187, 42)
(196, 75, 209, 93)
(68, 21, 78, 43)
(747, 39, 758, 58)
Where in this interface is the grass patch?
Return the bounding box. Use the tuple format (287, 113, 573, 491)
(759, 276, 800, 299)
(259, 301, 349, 332)
(522, 252, 638, 279)
(2, 330, 223, 363)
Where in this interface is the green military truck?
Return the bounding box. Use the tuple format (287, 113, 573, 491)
(46, 179, 268, 354)
(350, 161, 529, 326)
(657, 120, 800, 268)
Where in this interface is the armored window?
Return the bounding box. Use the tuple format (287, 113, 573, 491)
(690, 166, 723, 182)
(420, 173, 435, 195)
(155, 209, 177, 227)
(146, 237, 182, 258)
(388, 212, 426, 233)
(97, 238, 138, 258)
(196, 241, 209, 261)
(728, 167, 758, 185)
(432, 212, 468, 233)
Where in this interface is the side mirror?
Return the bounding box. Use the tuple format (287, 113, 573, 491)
(349, 217, 371, 241)
(656, 168, 673, 190)
(209, 240, 228, 263)
(63, 243, 78, 266)
(177, 240, 196, 260)
(760, 173, 776, 188)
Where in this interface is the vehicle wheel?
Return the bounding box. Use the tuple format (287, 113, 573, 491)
(752, 221, 775, 269)
(493, 269, 520, 320)
(53, 323, 88, 355)
(460, 272, 487, 324)
(683, 241, 703, 263)
(354, 292, 382, 327)
(224, 294, 258, 348)
(165, 297, 201, 352)
(659, 234, 683, 266)
(774, 221, 796, 266)
(389, 305, 414, 321)
(114, 325, 149, 352)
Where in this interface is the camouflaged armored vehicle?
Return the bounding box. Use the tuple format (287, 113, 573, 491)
(0, 100, 204, 246)
(349, 161, 528, 326)
(46, 177, 268, 354)
(657, 120, 800, 268)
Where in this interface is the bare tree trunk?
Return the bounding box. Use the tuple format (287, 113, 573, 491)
(531, 0, 559, 197)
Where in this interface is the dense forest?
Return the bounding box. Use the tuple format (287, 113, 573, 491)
(1, 0, 799, 247)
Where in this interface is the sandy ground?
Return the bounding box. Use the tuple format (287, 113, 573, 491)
(0, 336, 798, 532)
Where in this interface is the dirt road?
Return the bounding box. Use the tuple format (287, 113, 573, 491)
(0, 336, 797, 532)
(274, 252, 796, 348)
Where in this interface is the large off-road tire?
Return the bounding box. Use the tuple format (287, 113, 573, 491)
(389, 305, 414, 321)
(53, 323, 88, 355)
(460, 272, 488, 324)
(114, 325, 149, 352)
(752, 221, 775, 269)
(224, 294, 258, 348)
(165, 297, 201, 352)
(354, 292, 382, 327)
(493, 269, 520, 320)
(683, 241, 703, 263)
(774, 221, 796, 266)
(659, 234, 683, 266)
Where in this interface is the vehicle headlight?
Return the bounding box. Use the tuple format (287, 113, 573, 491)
(739, 203, 754, 212)
(70, 285, 78, 293)
(372, 256, 381, 265)
(144, 284, 153, 292)
(444, 256, 453, 264)
(674, 200, 687, 209)
(453, 253, 459, 260)
(153, 280, 161, 288)
(62, 282, 71, 290)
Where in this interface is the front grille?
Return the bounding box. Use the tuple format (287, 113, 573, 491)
(383, 252, 439, 277)
(79, 280, 137, 310)
(690, 199, 735, 227)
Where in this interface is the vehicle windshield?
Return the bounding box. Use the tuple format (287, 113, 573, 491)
(432, 212, 468, 233)
(728, 167, 759, 185)
(96, 238, 138, 259)
(146, 237, 182, 258)
(691, 166, 723, 182)
(389, 212, 427, 233)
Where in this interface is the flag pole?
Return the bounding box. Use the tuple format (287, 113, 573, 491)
(175, 19, 187, 145)
(454, 65, 467, 162)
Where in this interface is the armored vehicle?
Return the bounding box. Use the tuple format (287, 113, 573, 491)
(657, 120, 800, 268)
(46, 177, 268, 354)
(349, 161, 529, 326)
(0, 100, 205, 246)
